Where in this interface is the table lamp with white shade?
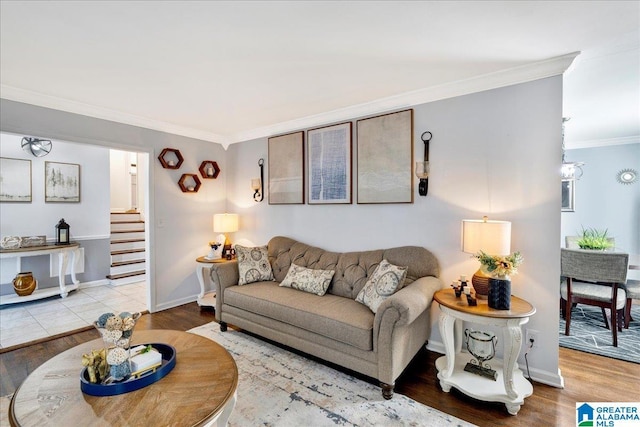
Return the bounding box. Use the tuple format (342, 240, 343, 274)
(461, 216, 511, 298)
(213, 213, 239, 259)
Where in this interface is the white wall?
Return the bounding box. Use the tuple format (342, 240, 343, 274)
(109, 149, 131, 212)
(0, 133, 111, 240)
(227, 77, 563, 387)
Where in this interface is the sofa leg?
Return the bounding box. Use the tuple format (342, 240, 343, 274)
(219, 321, 227, 332)
(381, 382, 394, 400)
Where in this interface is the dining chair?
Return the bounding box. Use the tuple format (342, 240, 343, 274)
(560, 248, 629, 347)
(623, 279, 640, 328)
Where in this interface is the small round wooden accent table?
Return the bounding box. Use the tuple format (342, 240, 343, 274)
(9, 329, 238, 427)
(433, 289, 536, 415)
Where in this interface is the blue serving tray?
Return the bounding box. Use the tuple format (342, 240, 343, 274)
(80, 343, 176, 396)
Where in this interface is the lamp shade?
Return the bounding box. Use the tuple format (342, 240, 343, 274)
(462, 218, 511, 255)
(213, 213, 239, 233)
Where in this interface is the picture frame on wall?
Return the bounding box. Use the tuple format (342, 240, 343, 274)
(307, 122, 352, 204)
(0, 157, 32, 203)
(268, 131, 305, 204)
(356, 109, 413, 204)
(561, 179, 574, 212)
(45, 161, 81, 203)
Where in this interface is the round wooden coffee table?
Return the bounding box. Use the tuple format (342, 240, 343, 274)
(9, 329, 238, 426)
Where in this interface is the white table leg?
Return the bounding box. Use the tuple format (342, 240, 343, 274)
(217, 390, 237, 427)
(502, 320, 523, 400)
(69, 247, 80, 285)
(196, 265, 207, 300)
(57, 250, 69, 298)
(438, 311, 456, 379)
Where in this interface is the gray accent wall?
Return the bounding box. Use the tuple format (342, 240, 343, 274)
(561, 143, 640, 255)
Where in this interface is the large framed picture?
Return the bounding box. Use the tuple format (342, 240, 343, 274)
(0, 157, 32, 202)
(45, 161, 81, 203)
(356, 109, 413, 204)
(561, 179, 574, 212)
(307, 122, 352, 204)
(268, 131, 304, 204)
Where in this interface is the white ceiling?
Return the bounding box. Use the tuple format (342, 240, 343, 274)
(1, 1, 638, 148)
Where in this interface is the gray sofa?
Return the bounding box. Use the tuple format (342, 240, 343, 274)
(211, 236, 442, 398)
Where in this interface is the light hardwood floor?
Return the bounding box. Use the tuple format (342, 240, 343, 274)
(1, 303, 637, 427)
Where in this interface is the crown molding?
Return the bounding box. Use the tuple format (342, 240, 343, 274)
(232, 52, 580, 143)
(0, 52, 578, 147)
(566, 135, 639, 150)
(0, 85, 230, 146)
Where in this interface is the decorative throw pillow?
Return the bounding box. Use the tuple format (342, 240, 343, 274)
(279, 264, 335, 296)
(236, 245, 275, 285)
(355, 259, 408, 313)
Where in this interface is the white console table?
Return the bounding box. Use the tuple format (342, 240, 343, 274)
(433, 289, 536, 415)
(0, 243, 80, 305)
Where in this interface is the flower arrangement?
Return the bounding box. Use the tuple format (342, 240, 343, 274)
(475, 251, 523, 278)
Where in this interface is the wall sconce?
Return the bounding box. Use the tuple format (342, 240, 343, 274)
(415, 131, 432, 196)
(21, 137, 52, 157)
(252, 158, 264, 202)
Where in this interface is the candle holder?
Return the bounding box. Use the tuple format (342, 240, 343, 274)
(464, 329, 498, 380)
(451, 281, 462, 297)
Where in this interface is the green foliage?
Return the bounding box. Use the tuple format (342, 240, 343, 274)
(474, 251, 523, 278)
(577, 227, 614, 250)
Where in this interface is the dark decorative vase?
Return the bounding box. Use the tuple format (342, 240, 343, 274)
(488, 277, 511, 310)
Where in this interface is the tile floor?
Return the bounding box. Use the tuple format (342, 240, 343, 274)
(0, 282, 147, 350)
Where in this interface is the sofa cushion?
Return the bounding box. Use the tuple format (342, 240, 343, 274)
(279, 264, 335, 296)
(236, 245, 274, 285)
(355, 259, 408, 313)
(224, 282, 374, 351)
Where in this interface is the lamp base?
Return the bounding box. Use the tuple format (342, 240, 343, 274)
(472, 268, 491, 299)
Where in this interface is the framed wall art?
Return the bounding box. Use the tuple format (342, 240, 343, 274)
(0, 157, 32, 203)
(307, 122, 352, 204)
(45, 161, 81, 203)
(356, 109, 413, 204)
(268, 131, 304, 204)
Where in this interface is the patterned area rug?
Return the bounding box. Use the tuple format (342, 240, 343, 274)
(559, 304, 640, 364)
(189, 322, 476, 427)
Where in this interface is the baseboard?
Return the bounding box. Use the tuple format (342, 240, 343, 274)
(426, 339, 565, 388)
(153, 295, 197, 312)
(78, 279, 110, 289)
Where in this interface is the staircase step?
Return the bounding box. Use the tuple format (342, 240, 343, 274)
(110, 222, 146, 232)
(111, 259, 145, 267)
(111, 220, 145, 225)
(111, 238, 145, 244)
(111, 248, 145, 256)
(110, 212, 142, 222)
(106, 270, 146, 280)
(106, 270, 146, 286)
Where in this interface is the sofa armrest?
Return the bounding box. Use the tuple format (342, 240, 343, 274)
(375, 276, 441, 329)
(210, 260, 239, 313)
(373, 276, 442, 384)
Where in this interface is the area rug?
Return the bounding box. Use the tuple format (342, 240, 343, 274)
(559, 304, 640, 364)
(188, 322, 476, 427)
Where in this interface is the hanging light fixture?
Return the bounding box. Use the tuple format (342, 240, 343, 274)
(560, 118, 584, 180)
(21, 137, 52, 157)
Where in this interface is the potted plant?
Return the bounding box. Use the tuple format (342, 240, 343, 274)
(576, 227, 614, 250)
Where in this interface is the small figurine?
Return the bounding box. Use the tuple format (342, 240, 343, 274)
(451, 280, 462, 297)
